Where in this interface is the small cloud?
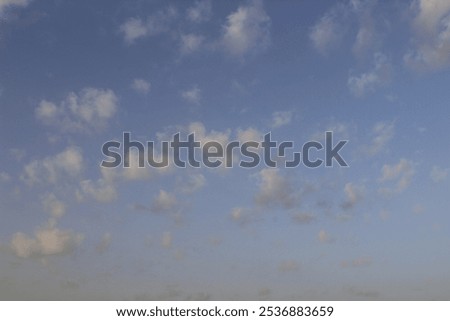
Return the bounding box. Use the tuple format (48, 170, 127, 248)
(379, 159, 415, 194)
(430, 165, 448, 183)
(341, 182, 364, 210)
(161, 231, 172, 249)
(364, 121, 394, 156)
(254, 169, 297, 209)
(42, 193, 65, 219)
(278, 260, 300, 272)
(186, 0, 212, 23)
(177, 173, 206, 194)
(131, 78, 151, 94)
(271, 111, 293, 128)
(181, 85, 201, 104)
(348, 53, 391, 97)
(318, 229, 333, 244)
(180, 33, 204, 55)
(221, 0, 271, 56)
(151, 190, 178, 214)
(120, 7, 178, 44)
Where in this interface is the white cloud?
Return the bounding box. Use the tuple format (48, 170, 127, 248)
(180, 33, 204, 54)
(10, 224, 83, 259)
(379, 159, 415, 194)
(21, 146, 83, 185)
(430, 165, 448, 182)
(177, 173, 206, 194)
(222, 0, 271, 56)
(405, 0, 450, 71)
(42, 193, 65, 219)
(120, 7, 178, 44)
(151, 190, 178, 214)
(348, 53, 391, 97)
(342, 182, 364, 210)
(131, 78, 151, 94)
(181, 86, 201, 104)
(230, 207, 255, 225)
(188, 121, 230, 148)
(310, 3, 348, 55)
(186, 0, 212, 23)
(36, 88, 118, 133)
(79, 178, 117, 203)
(254, 168, 296, 209)
(0, 0, 31, 14)
(364, 121, 394, 156)
(271, 111, 293, 128)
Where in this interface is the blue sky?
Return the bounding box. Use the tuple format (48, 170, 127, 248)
(0, 0, 449, 300)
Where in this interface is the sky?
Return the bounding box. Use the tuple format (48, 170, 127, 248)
(0, 0, 449, 300)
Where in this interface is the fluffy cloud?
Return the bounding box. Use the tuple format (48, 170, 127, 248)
(181, 86, 202, 104)
(348, 53, 391, 97)
(36, 88, 118, 133)
(379, 159, 415, 194)
(151, 190, 178, 214)
(310, 3, 349, 55)
(222, 0, 271, 56)
(120, 7, 177, 44)
(271, 111, 293, 128)
(254, 169, 296, 209)
(186, 0, 212, 23)
(10, 224, 83, 259)
(405, 0, 450, 71)
(21, 147, 83, 185)
(131, 78, 151, 94)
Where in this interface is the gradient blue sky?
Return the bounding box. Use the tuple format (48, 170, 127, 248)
(0, 0, 449, 300)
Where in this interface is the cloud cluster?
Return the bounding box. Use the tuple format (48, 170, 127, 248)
(379, 159, 415, 194)
(120, 7, 178, 44)
(36, 88, 118, 133)
(21, 147, 83, 185)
